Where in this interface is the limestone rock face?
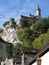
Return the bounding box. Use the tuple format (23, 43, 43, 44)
(1, 25, 20, 45)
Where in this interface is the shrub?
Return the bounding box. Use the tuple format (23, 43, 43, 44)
(3, 21, 9, 27)
(0, 28, 3, 33)
(32, 29, 49, 49)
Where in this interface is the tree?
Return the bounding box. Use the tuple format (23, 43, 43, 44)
(17, 18, 49, 48)
(10, 18, 15, 22)
(20, 19, 29, 28)
(0, 28, 3, 33)
(10, 18, 16, 25)
(10, 18, 16, 28)
(32, 29, 49, 49)
(17, 28, 33, 48)
(17, 28, 33, 41)
(32, 18, 48, 34)
(47, 17, 49, 28)
(13, 43, 21, 56)
(22, 38, 32, 48)
(3, 21, 9, 27)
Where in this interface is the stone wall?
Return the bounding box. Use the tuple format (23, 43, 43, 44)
(0, 41, 13, 61)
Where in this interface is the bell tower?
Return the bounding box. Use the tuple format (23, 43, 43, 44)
(36, 5, 41, 18)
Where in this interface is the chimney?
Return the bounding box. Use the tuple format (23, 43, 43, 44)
(36, 57, 42, 65)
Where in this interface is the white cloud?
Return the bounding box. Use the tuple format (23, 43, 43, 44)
(0, 0, 38, 27)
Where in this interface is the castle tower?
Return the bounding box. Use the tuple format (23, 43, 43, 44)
(36, 5, 41, 18)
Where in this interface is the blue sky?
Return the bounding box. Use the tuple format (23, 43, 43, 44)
(0, 0, 49, 27)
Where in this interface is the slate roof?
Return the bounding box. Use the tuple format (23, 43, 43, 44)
(1, 41, 48, 65)
(24, 43, 49, 65)
(20, 15, 39, 20)
(13, 42, 49, 65)
(22, 47, 40, 54)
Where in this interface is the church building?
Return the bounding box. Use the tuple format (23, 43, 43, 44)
(16, 5, 41, 26)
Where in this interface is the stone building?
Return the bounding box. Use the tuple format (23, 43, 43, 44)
(16, 5, 41, 27)
(0, 37, 13, 65)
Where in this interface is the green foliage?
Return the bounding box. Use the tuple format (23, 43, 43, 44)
(17, 30, 27, 41)
(17, 18, 49, 48)
(17, 28, 33, 41)
(13, 43, 21, 55)
(22, 39, 32, 48)
(20, 19, 29, 28)
(3, 18, 16, 27)
(32, 18, 48, 34)
(3, 21, 9, 27)
(13, 17, 49, 55)
(17, 28, 33, 48)
(32, 29, 49, 49)
(47, 17, 49, 28)
(10, 18, 15, 22)
(10, 18, 16, 25)
(0, 28, 3, 33)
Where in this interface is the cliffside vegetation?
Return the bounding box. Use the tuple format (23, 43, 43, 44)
(0, 28, 3, 33)
(3, 17, 49, 55)
(3, 18, 16, 27)
(17, 17, 49, 49)
(3, 21, 9, 27)
(32, 29, 49, 49)
(13, 43, 21, 56)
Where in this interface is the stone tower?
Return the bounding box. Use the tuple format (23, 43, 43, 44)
(36, 5, 41, 18)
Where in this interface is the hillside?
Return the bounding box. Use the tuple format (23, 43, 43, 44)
(0, 18, 21, 45)
(0, 17, 49, 55)
(17, 17, 49, 48)
(13, 17, 49, 55)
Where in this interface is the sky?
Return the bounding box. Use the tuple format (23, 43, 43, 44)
(0, 0, 49, 27)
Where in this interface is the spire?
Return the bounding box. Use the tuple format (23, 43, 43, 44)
(37, 5, 41, 11)
(36, 5, 41, 18)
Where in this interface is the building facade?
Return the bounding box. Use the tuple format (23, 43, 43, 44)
(0, 37, 13, 64)
(16, 5, 41, 27)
